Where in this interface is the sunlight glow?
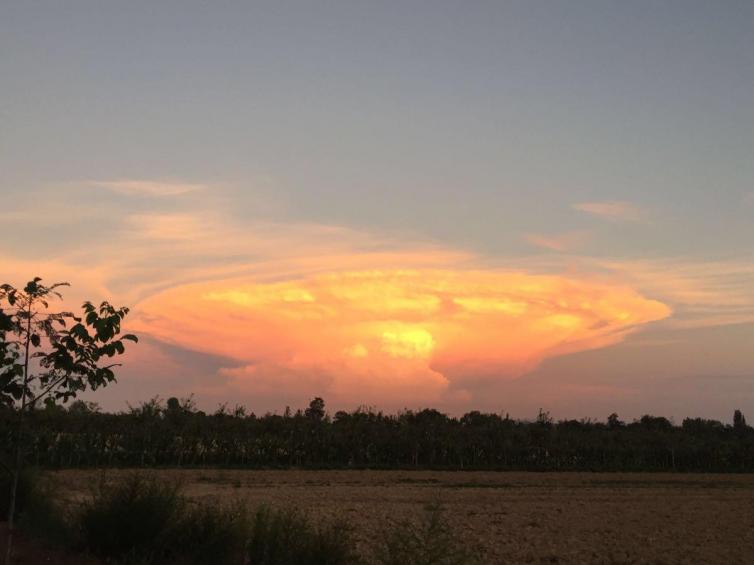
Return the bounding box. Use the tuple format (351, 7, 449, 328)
(130, 268, 670, 405)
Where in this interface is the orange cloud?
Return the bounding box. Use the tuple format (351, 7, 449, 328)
(130, 269, 670, 406)
(4, 180, 752, 412)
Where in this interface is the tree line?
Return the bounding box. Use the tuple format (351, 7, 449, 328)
(2, 397, 753, 472)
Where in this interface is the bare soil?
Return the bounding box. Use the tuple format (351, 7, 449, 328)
(41, 470, 754, 563)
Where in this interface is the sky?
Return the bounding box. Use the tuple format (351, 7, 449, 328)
(1, 1, 753, 421)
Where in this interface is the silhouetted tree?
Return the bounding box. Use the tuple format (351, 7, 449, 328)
(305, 397, 326, 421)
(607, 413, 624, 429)
(733, 409, 747, 430)
(0, 278, 137, 564)
(1, 396, 754, 473)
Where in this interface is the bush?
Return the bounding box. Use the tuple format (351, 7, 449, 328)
(17, 477, 73, 548)
(0, 466, 37, 519)
(248, 505, 358, 565)
(375, 502, 477, 565)
(7, 472, 362, 565)
(78, 474, 183, 562)
(1, 467, 72, 548)
(78, 474, 252, 564)
(171, 501, 249, 565)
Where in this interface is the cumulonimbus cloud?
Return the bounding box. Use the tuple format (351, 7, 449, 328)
(8, 179, 753, 411)
(129, 269, 671, 407)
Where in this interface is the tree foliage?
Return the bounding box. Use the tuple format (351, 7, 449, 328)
(0, 279, 137, 408)
(1, 278, 136, 564)
(3, 398, 753, 473)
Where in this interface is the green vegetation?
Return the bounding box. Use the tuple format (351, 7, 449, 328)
(376, 501, 477, 565)
(175, 500, 250, 564)
(0, 468, 37, 520)
(1, 278, 138, 564)
(13, 471, 72, 549)
(3, 398, 753, 473)
(79, 474, 184, 562)
(248, 505, 357, 565)
(8, 472, 475, 565)
(74, 473, 249, 564)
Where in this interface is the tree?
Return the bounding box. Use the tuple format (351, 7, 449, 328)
(607, 413, 624, 429)
(733, 409, 747, 430)
(0, 278, 137, 564)
(305, 397, 326, 421)
(67, 399, 102, 414)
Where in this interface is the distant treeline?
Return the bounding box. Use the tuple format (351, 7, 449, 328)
(2, 397, 753, 472)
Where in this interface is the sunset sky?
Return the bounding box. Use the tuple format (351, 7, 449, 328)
(2, 2, 753, 420)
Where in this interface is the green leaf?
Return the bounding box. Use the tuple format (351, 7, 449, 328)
(122, 334, 139, 343)
(30, 334, 41, 347)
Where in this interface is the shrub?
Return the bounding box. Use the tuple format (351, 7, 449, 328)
(248, 505, 358, 565)
(8, 472, 361, 565)
(78, 473, 183, 562)
(78, 474, 252, 564)
(375, 502, 477, 565)
(17, 476, 73, 548)
(171, 501, 249, 565)
(0, 467, 72, 548)
(0, 466, 37, 519)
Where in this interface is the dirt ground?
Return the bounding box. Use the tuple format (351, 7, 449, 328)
(43, 469, 754, 564)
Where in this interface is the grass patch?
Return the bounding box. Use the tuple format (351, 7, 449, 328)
(77, 474, 361, 564)
(79, 474, 184, 562)
(248, 505, 358, 565)
(172, 502, 249, 564)
(5, 472, 479, 565)
(375, 501, 478, 565)
(78, 474, 249, 564)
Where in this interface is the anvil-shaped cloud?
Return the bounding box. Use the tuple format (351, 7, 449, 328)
(131, 269, 670, 406)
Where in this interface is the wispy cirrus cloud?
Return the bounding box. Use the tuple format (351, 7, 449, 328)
(573, 201, 646, 222)
(523, 230, 589, 252)
(91, 179, 207, 197)
(507, 254, 754, 330)
(595, 257, 754, 329)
